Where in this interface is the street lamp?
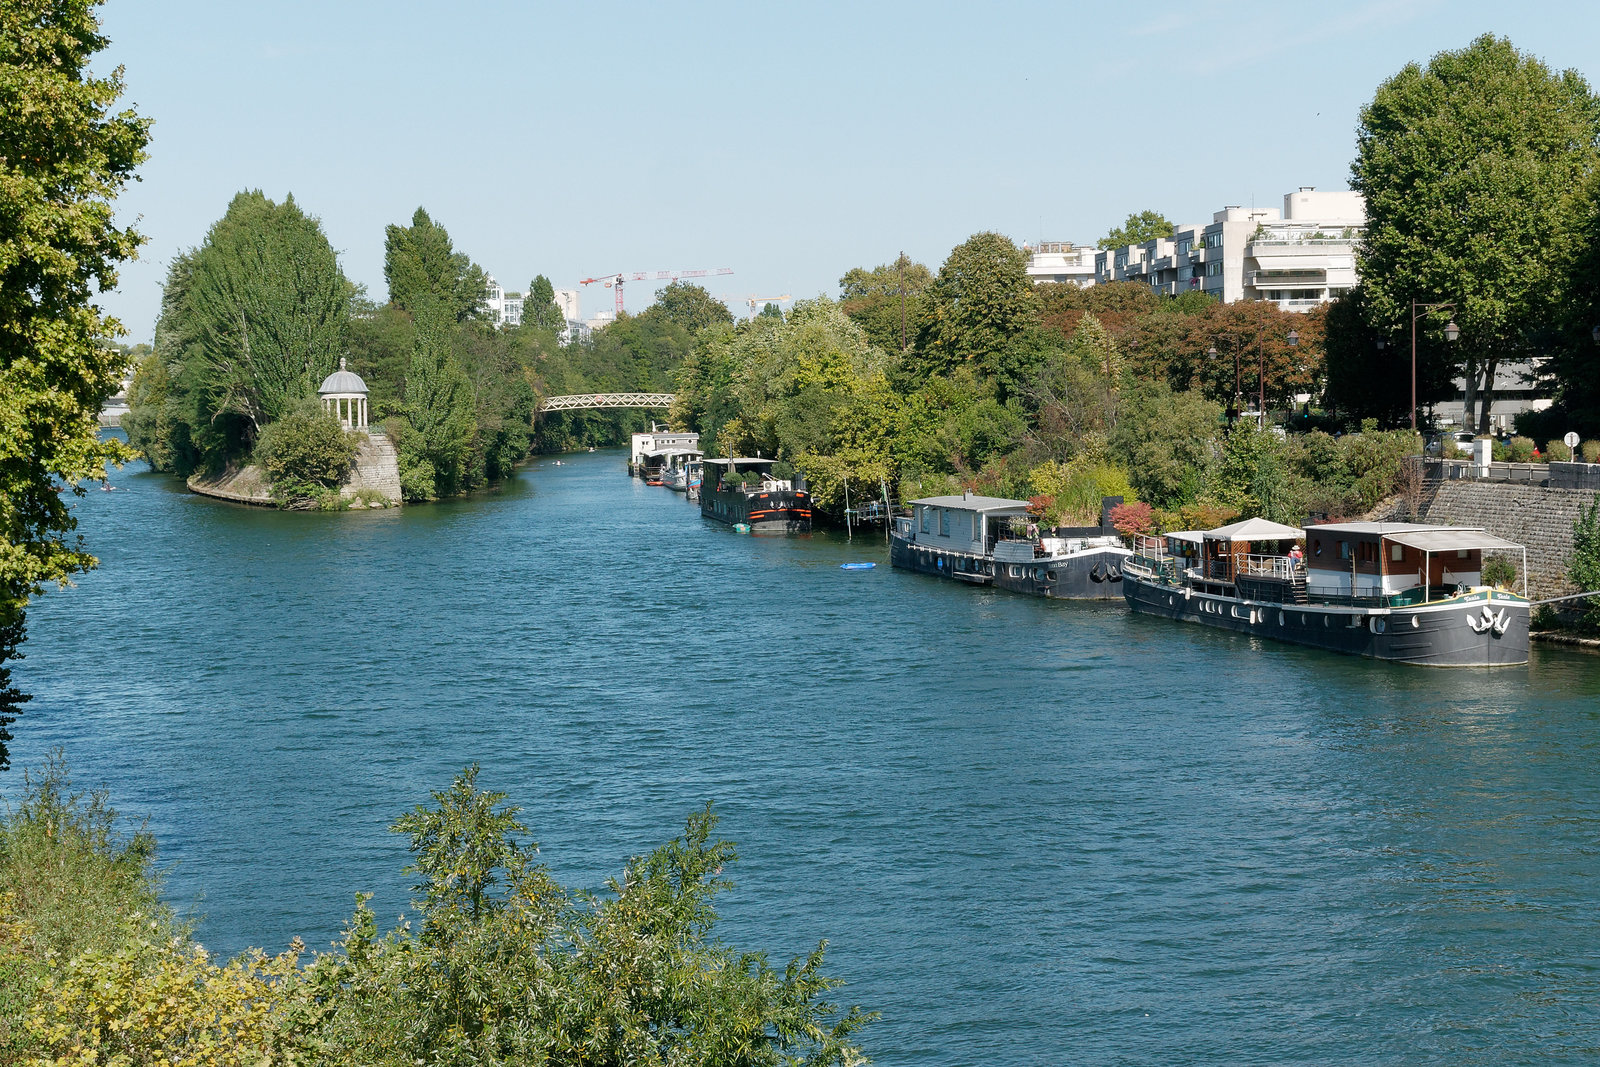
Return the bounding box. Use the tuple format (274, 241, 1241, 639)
(1410, 300, 1458, 432)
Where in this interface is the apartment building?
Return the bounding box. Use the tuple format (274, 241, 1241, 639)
(1023, 241, 1098, 287)
(1095, 188, 1365, 312)
(482, 274, 524, 328)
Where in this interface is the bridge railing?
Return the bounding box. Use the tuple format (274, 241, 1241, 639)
(538, 393, 675, 411)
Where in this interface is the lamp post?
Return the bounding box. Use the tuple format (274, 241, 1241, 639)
(1410, 301, 1458, 432)
(1212, 327, 1298, 428)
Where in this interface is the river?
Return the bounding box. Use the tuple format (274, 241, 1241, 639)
(8, 445, 1600, 1065)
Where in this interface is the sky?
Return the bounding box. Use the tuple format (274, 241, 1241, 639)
(91, 0, 1600, 342)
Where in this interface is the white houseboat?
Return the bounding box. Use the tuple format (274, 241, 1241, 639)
(890, 493, 1130, 600)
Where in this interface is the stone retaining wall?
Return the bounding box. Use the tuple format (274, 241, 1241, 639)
(1371, 479, 1598, 599)
(344, 432, 401, 503)
(187, 465, 274, 506)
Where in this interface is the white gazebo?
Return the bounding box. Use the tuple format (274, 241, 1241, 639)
(318, 357, 369, 430)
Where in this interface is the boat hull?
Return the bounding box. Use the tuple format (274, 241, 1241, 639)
(700, 487, 812, 533)
(1122, 575, 1530, 666)
(890, 534, 1129, 600)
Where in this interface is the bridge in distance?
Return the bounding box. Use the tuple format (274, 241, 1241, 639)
(537, 392, 674, 412)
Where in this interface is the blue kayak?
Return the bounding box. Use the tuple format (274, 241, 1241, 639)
(840, 562, 876, 570)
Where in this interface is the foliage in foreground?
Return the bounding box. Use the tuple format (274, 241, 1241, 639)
(2, 759, 874, 1066)
(0, 0, 149, 771)
(1571, 501, 1600, 633)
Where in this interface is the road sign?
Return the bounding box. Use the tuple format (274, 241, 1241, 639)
(1565, 431, 1581, 448)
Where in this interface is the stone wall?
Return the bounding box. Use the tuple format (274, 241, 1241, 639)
(344, 432, 401, 503)
(187, 464, 274, 506)
(1371, 479, 1598, 599)
(1550, 461, 1600, 491)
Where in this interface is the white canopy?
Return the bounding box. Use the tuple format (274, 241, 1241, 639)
(1382, 529, 1523, 553)
(1203, 517, 1304, 542)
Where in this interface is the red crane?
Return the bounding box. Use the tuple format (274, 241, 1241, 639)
(578, 267, 734, 315)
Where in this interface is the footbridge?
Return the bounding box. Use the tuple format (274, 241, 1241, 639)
(538, 392, 675, 412)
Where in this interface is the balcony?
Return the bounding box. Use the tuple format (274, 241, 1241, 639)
(1248, 270, 1327, 287)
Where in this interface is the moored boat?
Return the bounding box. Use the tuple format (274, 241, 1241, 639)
(1121, 518, 1530, 666)
(889, 493, 1131, 600)
(660, 449, 703, 492)
(629, 428, 699, 477)
(700, 458, 812, 532)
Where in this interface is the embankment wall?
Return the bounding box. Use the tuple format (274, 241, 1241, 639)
(187, 432, 402, 507)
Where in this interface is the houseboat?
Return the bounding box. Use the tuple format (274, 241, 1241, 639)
(1121, 518, 1530, 666)
(660, 449, 702, 492)
(700, 458, 812, 532)
(628, 428, 699, 477)
(889, 493, 1131, 600)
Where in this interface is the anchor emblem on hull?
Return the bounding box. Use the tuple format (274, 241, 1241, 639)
(1466, 604, 1509, 636)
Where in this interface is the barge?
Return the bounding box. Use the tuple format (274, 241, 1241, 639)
(1121, 518, 1530, 666)
(628, 428, 699, 477)
(700, 458, 812, 532)
(890, 493, 1130, 600)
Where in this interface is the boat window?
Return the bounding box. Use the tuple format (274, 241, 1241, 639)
(1046, 570, 1057, 581)
(1312, 539, 1322, 557)
(1009, 565, 1022, 578)
(1339, 541, 1351, 560)
(1391, 544, 1404, 562)
(920, 507, 931, 533)
(940, 509, 950, 536)
(1457, 550, 1469, 559)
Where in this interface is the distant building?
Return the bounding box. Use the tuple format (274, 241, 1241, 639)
(1023, 241, 1098, 287)
(1096, 188, 1365, 312)
(482, 274, 524, 328)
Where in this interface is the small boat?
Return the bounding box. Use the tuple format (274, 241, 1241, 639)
(841, 562, 876, 570)
(660, 448, 703, 492)
(890, 493, 1130, 599)
(1120, 518, 1530, 666)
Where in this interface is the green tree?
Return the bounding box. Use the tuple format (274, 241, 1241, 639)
(1109, 383, 1221, 510)
(915, 232, 1040, 383)
(398, 304, 477, 500)
(286, 766, 875, 1065)
(182, 191, 350, 436)
(1571, 501, 1600, 631)
(838, 253, 933, 352)
(521, 273, 566, 332)
(0, 0, 149, 771)
(1099, 210, 1173, 249)
(652, 281, 733, 334)
(1351, 35, 1600, 433)
(253, 409, 358, 507)
(383, 208, 487, 322)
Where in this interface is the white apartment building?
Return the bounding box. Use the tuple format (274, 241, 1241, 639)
(1023, 241, 1098, 286)
(1095, 188, 1365, 312)
(482, 274, 524, 328)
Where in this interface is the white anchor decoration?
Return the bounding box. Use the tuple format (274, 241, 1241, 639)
(1466, 604, 1509, 636)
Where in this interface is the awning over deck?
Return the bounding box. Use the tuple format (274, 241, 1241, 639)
(1202, 517, 1304, 542)
(1382, 529, 1523, 553)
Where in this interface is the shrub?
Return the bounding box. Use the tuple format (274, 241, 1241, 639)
(1584, 440, 1600, 464)
(1481, 554, 1517, 589)
(1507, 436, 1536, 463)
(1571, 501, 1600, 633)
(1109, 501, 1155, 537)
(1544, 440, 1566, 463)
(254, 411, 358, 507)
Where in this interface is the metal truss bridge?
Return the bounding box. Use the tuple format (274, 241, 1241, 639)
(538, 392, 675, 412)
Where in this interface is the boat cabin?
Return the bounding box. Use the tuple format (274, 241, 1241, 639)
(1305, 522, 1526, 599)
(703, 457, 793, 493)
(629, 430, 699, 468)
(897, 494, 1031, 558)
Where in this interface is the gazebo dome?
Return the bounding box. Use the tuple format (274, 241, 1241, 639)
(319, 357, 370, 430)
(318, 357, 368, 396)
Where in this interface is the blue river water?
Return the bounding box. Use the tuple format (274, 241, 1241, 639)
(8, 445, 1600, 1065)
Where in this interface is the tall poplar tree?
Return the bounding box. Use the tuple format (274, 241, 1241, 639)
(1351, 35, 1600, 432)
(0, 0, 149, 770)
(384, 208, 487, 322)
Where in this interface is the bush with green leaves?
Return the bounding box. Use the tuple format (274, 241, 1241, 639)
(1481, 555, 1518, 589)
(253, 411, 358, 507)
(282, 766, 875, 1066)
(1571, 501, 1600, 633)
(1584, 440, 1600, 464)
(1507, 436, 1537, 463)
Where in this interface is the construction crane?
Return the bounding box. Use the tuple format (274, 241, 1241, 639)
(745, 294, 792, 317)
(578, 268, 734, 315)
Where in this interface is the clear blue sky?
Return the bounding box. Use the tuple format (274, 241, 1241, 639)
(95, 0, 1600, 342)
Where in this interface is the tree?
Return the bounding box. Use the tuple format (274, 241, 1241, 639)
(383, 208, 487, 322)
(1570, 501, 1600, 632)
(0, 0, 149, 771)
(1351, 35, 1600, 433)
(1099, 210, 1173, 249)
(838, 253, 933, 352)
(914, 232, 1040, 381)
(182, 191, 350, 436)
(652, 281, 733, 335)
(398, 303, 477, 500)
(521, 273, 566, 333)
(1109, 383, 1221, 510)
(286, 766, 875, 1065)
(253, 409, 358, 507)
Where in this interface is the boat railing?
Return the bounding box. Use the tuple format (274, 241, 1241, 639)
(1239, 554, 1299, 580)
(1302, 586, 1389, 609)
(1133, 535, 1168, 558)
